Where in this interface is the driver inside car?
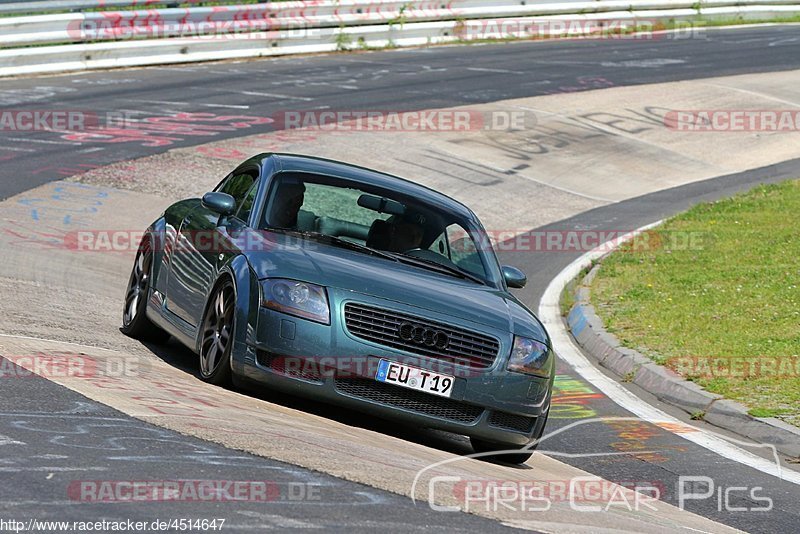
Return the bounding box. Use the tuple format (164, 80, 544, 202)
(389, 219, 424, 252)
(269, 182, 306, 229)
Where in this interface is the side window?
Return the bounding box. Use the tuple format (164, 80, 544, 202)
(427, 224, 486, 278)
(235, 181, 258, 224)
(447, 224, 482, 272)
(428, 232, 449, 256)
(218, 172, 256, 213)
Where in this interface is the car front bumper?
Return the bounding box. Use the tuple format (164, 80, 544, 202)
(234, 293, 553, 446)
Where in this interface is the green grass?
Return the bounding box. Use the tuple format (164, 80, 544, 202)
(748, 407, 793, 418)
(560, 283, 576, 317)
(591, 180, 800, 428)
(558, 262, 594, 316)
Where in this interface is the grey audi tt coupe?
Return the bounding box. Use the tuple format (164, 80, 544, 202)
(122, 153, 553, 463)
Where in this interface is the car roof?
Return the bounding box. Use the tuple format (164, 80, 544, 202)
(260, 153, 478, 221)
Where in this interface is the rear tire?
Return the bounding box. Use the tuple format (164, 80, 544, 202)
(121, 240, 170, 343)
(198, 279, 236, 386)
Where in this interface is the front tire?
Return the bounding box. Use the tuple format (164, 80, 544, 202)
(470, 439, 535, 465)
(471, 411, 549, 465)
(198, 279, 236, 386)
(121, 241, 170, 343)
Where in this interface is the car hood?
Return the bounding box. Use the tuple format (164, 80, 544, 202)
(245, 235, 547, 341)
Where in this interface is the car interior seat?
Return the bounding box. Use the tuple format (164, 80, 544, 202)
(316, 216, 370, 241)
(296, 209, 317, 232)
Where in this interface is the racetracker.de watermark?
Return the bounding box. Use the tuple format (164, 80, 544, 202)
(665, 110, 800, 131)
(271, 110, 536, 132)
(67, 480, 321, 502)
(671, 355, 800, 379)
(265, 355, 490, 378)
(0, 352, 139, 379)
(69, 19, 318, 41)
(454, 18, 705, 41)
(0, 109, 536, 133)
(0, 110, 98, 131)
(477, 229, 706, 253)
(63, 229, 706, 253)
(0, 110, 268, 132)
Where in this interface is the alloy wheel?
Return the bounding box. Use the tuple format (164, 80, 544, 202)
(200, 284, 235, 378)
(123, 249, 149, 327)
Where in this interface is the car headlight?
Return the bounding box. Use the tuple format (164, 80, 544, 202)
(261, 279, 330, 324)
(507, 336, 552, 378)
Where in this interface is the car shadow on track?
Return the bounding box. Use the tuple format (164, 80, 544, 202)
(139, 338, 532, 469)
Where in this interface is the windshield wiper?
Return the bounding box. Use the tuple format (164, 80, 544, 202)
(314, 233, 400, 261)
(270, 228, 398, 262)
(392, 253, 486, 285)
(267, 228, 483, 283)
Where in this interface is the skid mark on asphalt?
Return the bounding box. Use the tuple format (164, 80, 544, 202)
(0, 86, 76, 106)
(0, 433, 25, 446)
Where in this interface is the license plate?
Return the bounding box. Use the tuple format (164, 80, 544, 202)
(375, 359, 454, 398)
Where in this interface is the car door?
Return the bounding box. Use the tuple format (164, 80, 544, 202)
(165, 169, 258, 327)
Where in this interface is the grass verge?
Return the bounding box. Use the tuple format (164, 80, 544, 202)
(591, 180, 800, 427)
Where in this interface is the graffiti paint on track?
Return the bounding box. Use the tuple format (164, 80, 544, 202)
(61, 112, 274, 147)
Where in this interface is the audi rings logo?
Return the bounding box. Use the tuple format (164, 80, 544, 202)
(398, 322, 449, 350)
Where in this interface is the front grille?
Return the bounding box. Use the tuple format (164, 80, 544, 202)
(344, 303, 500, 368)
(488, 410, 535, 433)
(256, 351, 323, 383)
(334, 377, 483, 424)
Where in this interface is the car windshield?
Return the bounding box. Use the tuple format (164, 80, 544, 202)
(260, 172, 501, 286)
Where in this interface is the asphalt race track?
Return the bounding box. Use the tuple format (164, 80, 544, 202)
(3, 25, 800, 201)
(1, 25, 800, 533)
(0, 358, 525, 532)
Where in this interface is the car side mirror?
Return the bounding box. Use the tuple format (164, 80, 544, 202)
(502, 265, 527, 289)
(202, 192, 236, 216)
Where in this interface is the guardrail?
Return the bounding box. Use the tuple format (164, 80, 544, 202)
(1, 0, 799, 76)
(0, 0, 201, 15)
(4, 0, 800, 47)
